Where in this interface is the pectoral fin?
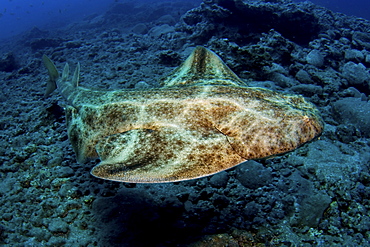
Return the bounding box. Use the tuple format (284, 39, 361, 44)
(91, 127, 244, 183)
(95, 129, 159, 168)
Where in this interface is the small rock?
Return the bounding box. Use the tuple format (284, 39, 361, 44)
(366, 54, 370, 64)
(295, 69, 313, 84)
(306, 49, 324, 67)
(209, 172, 229, 188)
(243, 201, 261, 218)
(134, 81, 150, 89)
(0, 177, 17, 196)
(291, 84, 323, 97)
(335, 125, 360, 143)
(332, 97, 370, 137)
(47, 156, 63, 167)
(353, 31, 370, 50)
(0, 53, 19, 72)
(158, 50, 181, 66)
(58, 183, 73, 197)
(48, 218, 69, 234)
(156, 14, 176, 25)
(269, 72, 295, 88)
(65, 41, 82, 48)
(131, 23, 148, 34)
(236, 161, 272, 189)
(2, 213, 13, 221)
(355, 215, 370, 232)
(341, 87, 366, 99)
(268, 63, 288, 75)
(212, 194, 229, 208)
(292, 191, 331, 227)
(29, 227, 51, 242)
(47, 236, 67, 246)
(339, 37, 350, 45)
(344, 49, 364, 62)
(148, 24, 175, 38)
(59, 167, 74, 178)
(280, 168, 292, 177)
(341, 62, 369, 85)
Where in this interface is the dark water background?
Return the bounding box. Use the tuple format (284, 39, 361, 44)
(0, 0, 369, 41)
(295, 0, 370, 21)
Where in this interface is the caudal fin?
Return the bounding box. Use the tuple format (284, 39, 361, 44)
(42, 55, 59, 98)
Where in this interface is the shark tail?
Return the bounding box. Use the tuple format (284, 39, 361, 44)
(42, 54, 59, 98)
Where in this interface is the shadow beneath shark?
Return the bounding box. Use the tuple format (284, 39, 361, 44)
(92, 186, 223, 246)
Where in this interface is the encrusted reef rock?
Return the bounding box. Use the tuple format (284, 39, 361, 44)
(0, 53, 19, 72)
(178, 0, 322, 45)
(27, 38, 63, 51)
(332, 97, 370, 137)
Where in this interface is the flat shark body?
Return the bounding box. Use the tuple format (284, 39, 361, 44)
(43, 46, 323, 183)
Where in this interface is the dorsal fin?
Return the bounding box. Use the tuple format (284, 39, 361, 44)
(42, 54, 59, 97)
(72, 62, 80, 87)
(61, 63, 70, 82)
(160, 46, 244, 87)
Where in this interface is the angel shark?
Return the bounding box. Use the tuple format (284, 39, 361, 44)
(43, 46, 323, 183)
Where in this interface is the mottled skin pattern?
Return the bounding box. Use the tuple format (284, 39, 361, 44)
(43, 46, 323, 183)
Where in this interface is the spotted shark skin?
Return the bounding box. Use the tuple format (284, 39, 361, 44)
(43, 46, 323, 183)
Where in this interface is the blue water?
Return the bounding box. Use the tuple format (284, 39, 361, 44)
(0, 0, 113, 40)
(0, 0, 369, 41)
